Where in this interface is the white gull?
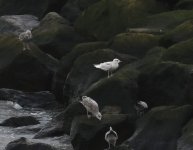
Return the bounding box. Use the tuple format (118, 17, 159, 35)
(80, 96, 102, 120)
(135, 100, 148, 116)
(105, 126, 118, 149)
(94, 58, 121, 78)
(18, 29, 32, 51)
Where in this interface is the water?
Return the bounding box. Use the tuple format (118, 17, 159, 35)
(0, 100, 73, 150)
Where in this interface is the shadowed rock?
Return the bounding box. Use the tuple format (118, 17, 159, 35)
(5, 137, 57, 150)
(124, 105, 193, 150)
(70, 114, 135, 150)
(0, 116, 39, 127)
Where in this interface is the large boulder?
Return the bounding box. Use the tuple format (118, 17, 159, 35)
(0, 35, 59, 92)
(34, 101, 86, 138)
(5, 137, 57, 150)
(175, 0, 193, 10)
(75, 0, 170, 40)
(0, 15, 39, 35)
(138, 61, 193, 107)
(162, 38, 193, 64)
(70, 114, 135, 150)
(61, 0, 99, 23)
(52, 41, 108, 101)
(109, 32, 160, 57)
(84, 64, 140, 114)
(0, 88, 56, 108)
(137, 9, 193, 30)
(0, 116, 39, 127)
(177, 118, 193, 150)
(0, 0, 66, 18)
(64, 49, 137, 103)
(124, 105, 193, 150)
(160, 20, 193, 47)
(33, 12, 83, 58)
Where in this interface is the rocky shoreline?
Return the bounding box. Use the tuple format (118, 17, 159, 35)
(1, 0, 193, 150)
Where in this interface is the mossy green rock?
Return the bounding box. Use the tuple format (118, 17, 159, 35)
(71, 114, 134, 150)
(162, 38, 193, 64)
(161, 20, 193, 47)
(125, 105, 193, 150)
(110, 33, 160, 57)
(75, 0, 169, 40)
(0, 0, 66, 18)
(138, 61, 193, 107)
(0, 35, 58, 91)
(33, 12, 83, 58)
(61, 0, 100, 23)
(137, 9, 193, 29)
(175, 0, 193, 10)
(84, 65, 140, 113)
(64, 49, 137, 104)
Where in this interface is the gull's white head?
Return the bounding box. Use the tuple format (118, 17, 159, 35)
(113, 58, 121, 63)
(26, 30, 31, 34)
(109, 126, 113, 130)
(95, 112, 102, 120)
(82, 96, 87, 100)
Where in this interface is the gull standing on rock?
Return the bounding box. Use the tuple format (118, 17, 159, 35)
(105, 126, 118, 149)
(80, 96, 102, 120)
(94, 58, 121, 78)
(18, 29, 33, 51)
(135, 101, 148, 116)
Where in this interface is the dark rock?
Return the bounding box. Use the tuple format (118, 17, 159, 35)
(0, 0, 66, 18)
(162, 38, 193, 64)
(109, 32, 160, 57)
(0, 35, 59, 92)
(60, 1, 81, 23)
(124, 105, 193, 150)
(70, 114, 135, 150)
(33, 12, 83, 58)
(0, 15, 39, 35)
(33, 120, 65, 139)
(0, 88, 57, 108)
(52, 41, 108, 102)
(34, 101, 85, 138)
(160, 20, 193, 47)
(64, 49, 137, 104)
(60, 0, 99, 23)
(5, 137, 57, 150)
(137, 9, 193, 30)
(138, 61, 193, 107)
(0, 116, 39, 127)
(175, 0, 193, 10)
(75, 0, 169, 40)
(177, 118, 193, 150)
(84, 64, 140, 114)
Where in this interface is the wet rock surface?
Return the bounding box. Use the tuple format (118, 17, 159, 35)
(0, 116, 39, 127)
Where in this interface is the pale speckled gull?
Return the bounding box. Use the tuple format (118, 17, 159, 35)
(80, 96, 102, 120)
(18, 30, 32, 51)
(135, 101, 148, 116)
(105, 126, 118, 149)
(94, 58, 121, 78)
